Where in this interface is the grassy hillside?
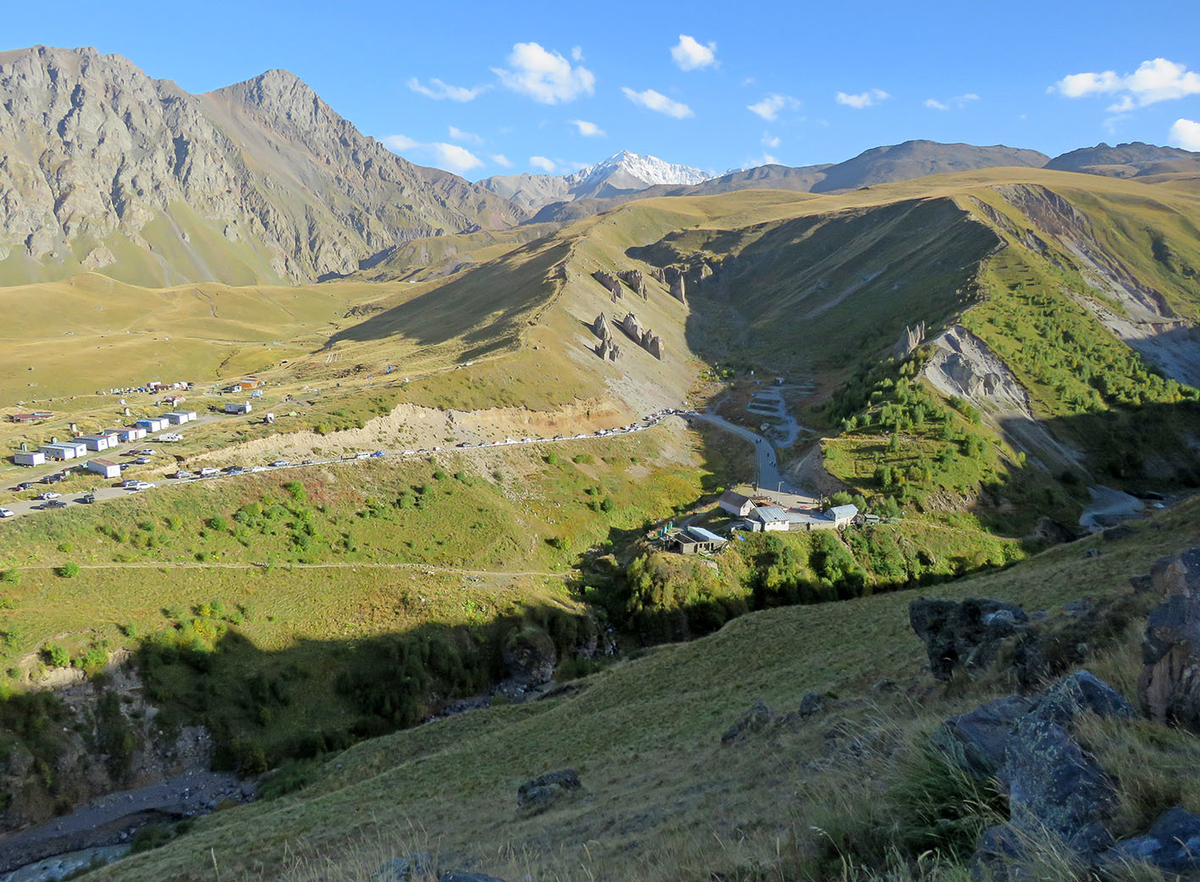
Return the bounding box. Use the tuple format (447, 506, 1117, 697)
(70, 497, 1200, 882)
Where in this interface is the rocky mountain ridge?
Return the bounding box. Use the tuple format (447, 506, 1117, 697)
(0, 45, 519, 285)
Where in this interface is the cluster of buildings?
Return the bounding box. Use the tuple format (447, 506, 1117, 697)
(11, 410, 198, 471)
(719, 490, 860, 533)
(663, 491, 864, 557)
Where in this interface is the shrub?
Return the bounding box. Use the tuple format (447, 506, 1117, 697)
(573, 453, 594, 464)
(0, 569, 19, 584)
(544, 452, 559, 466)
(43, 643, 70, 668)
(121, 622, 140, 639)
(599, 496, 616, 513)
(55, 562, 80, 579)
(208, 515, 228, 532)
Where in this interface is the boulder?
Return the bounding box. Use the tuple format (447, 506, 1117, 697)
(722, 701, 773, 743)
(1138, 547, 1200, 727)
(1032, 670, 1137, 727)
(909, 597, 1029, 680)
(798, 692, 826, 716)
(931, 694, 1039, 781)
(373, 852, 434, 881)
(517, 769, 581, 811)
(1100, 807, 1200, 875)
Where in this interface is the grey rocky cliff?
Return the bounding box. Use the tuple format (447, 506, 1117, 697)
(0, 46, 519, 285)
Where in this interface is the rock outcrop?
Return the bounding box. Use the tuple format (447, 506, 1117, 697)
(909, 597, 1029, 681)
(961, 672, 1138, 877)
(722, 701, 773, 743)
(618, 269, 647, 297)
(500, 629, 556, 695)
(894, 321, 926, 358)
(616, 313, 664, 360)
(590, 313, 619, 361)
(593, 270, 623, 300)
(1138, 547, 1200, 727)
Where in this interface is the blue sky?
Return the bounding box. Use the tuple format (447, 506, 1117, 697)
(5, 0, 1200, 180)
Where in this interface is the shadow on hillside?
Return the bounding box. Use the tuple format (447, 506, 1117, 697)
(322, 239, 568, 352)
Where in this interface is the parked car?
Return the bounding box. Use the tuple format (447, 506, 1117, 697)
(159, 434, 183, 442)
(16, 482, 33, 491)
(301, 459, 315, 465)
(38, 491, 61, 500)
(80, 493, 96, 504)
(43, 499, 67, 508)
(371, 450, 386, 458)
(135, 457, 152, 465)
(270, 460, 290, 468)
(171, 470, 192, 479)
(122, 479, 140, 488)
(128, 481, 156, 492)
(226, 466, 245, 475)
(137, 448, 158, 456)
(0, 508, 13, 518)
(355, 452, 370, 460)
(199, 467, 220, 478)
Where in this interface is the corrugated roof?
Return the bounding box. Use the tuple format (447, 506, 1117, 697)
(719, 489, 751, 505)
(90, 459, 117, 467)
(830, 504, 860, 520)
(751, 505, 789, 521)
(686, 526, 725, 543)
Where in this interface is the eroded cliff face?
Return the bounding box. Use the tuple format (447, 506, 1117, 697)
(0, 46, 519, 284)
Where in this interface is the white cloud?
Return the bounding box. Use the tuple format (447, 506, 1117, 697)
(569, 119, 606, 137)
(741, 76, 756, 87)
(571, 45, 584, 62)
(748, 93, 800, 120)
(671, 35, 717, 71)
(383, 135, 484, 174)
(494, 42, 596, 104)
(490, 154, 513, 168)
(836, 88, 890, 109)
(530, 156, 557, 173)
(429, 143, 484, 174)
(924, 93, 979, 111)
(382, 134, 420, 151)
(762, 132, 781, 148)
(622, 87, 693, 119)
(1171, 118, 1200, 151)
(448, 125, 484, 145)
(1051, 58, 1200, 111)
(406, 77, 488, 102)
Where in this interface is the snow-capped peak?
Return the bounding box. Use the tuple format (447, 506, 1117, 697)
(565, 150, 710, 189)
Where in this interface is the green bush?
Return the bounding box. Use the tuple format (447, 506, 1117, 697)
(43, 643, 70, 668)
(55, 562, 80, 579)
(0, 569, 18, 584)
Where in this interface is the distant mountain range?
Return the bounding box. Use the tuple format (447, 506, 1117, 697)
(0, 45, 1196, 287)
(0, 45, 518, 286)
(477, 151, 708, 214)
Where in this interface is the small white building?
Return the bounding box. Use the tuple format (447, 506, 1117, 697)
(41, 442, 87, 461)
(117, 427, 148, 443)
(224, 401, 253, 415)
(828, 504, 860, 528)
(86, 458, 122, 479)
(77, 434, 116, 452)
(748, 505, 790, 532)
(163, 411, 197, 425)
(13, 450, 45, 467)
(136, 418, 167, 433)
(718, 490, 756, 518)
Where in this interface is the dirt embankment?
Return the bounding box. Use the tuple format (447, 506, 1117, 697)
(192, 398, 633, 468)
(922, 325, 1084, 474)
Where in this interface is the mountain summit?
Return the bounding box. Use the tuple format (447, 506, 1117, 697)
(0, 46, 518, 286)
(565, 151, 710, 190)
(478, 151, 709, 217)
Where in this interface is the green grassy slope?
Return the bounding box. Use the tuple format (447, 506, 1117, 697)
(75, 497, 1200, 882)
